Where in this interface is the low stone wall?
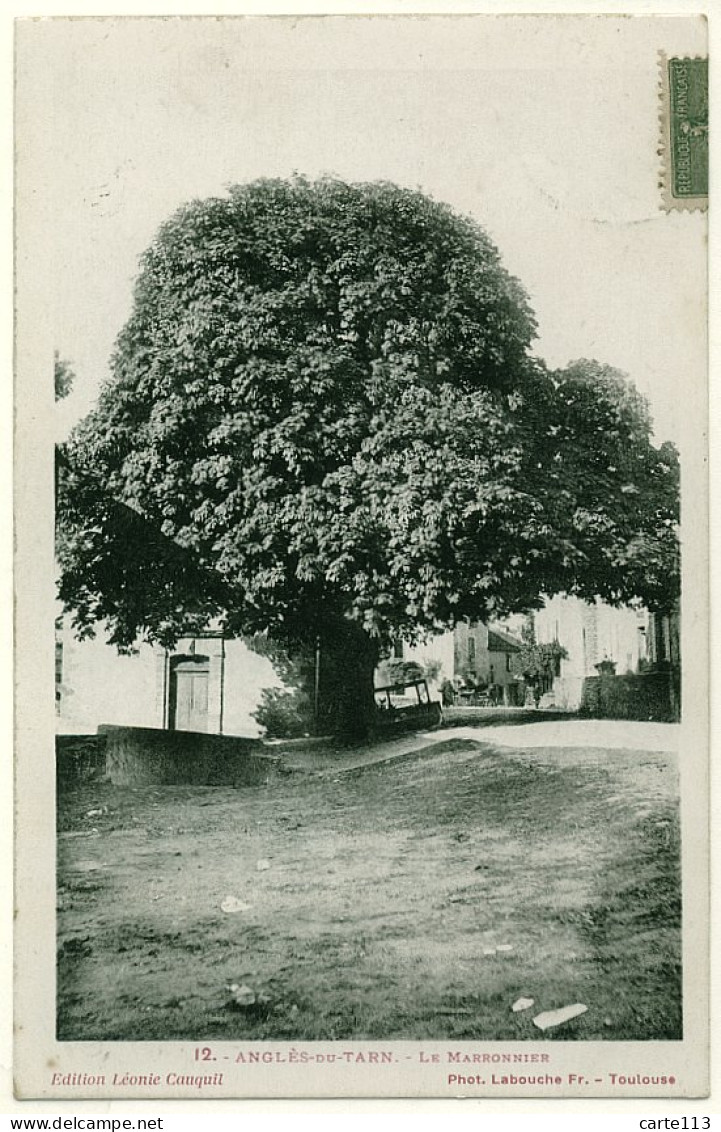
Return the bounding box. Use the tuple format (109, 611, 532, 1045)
(579, 672, 679, 722)
(56, 734, 108, 790)
(100, 725, 280, 786)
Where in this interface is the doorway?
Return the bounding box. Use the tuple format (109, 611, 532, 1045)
(169, 655, 210, 732)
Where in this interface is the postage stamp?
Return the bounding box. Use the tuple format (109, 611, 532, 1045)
(660, 54, 709, 210)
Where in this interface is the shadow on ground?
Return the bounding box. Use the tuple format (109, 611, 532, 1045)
(57, 737, 680, 1042)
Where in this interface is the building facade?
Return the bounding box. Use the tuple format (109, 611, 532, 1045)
(532, 595, 649, 710)
(55, 616, 280, 738)
(398, 620, 523, 704)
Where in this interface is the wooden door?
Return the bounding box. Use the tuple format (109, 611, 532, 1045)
(170, 656, 210, 733)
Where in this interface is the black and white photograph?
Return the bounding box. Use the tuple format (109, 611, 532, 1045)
(13, 12, 709, 1100)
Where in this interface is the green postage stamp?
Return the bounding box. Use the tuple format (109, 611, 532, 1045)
(661, 55, 708, 210)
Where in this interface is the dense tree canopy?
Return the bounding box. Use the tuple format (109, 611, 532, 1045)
(57, 177, 679, 734)
(517, 359, 679, 613)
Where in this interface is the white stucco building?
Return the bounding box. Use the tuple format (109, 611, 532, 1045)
(55, 616, 280, 738)
(532, 595, 648, 710)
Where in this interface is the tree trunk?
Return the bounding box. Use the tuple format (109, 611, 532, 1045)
(316, 618, 379, 742)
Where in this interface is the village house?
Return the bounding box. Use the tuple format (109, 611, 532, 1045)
(398, 620, 524, 705)
(56, 593, 679, 736)
(55, 612, 279, 738)
(56, 611, 527, 738)
(531, 595, 650, 710)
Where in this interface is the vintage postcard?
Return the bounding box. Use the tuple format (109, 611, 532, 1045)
(14, 13, 709, 1101)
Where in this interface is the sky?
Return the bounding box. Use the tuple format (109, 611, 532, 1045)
(17, 15, 707, 450)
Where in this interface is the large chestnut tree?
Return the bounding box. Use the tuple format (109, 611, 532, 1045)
(57, 178, 679, 736)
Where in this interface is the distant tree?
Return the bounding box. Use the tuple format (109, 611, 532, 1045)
(375, 658, 425, 688)
(510, 638, 569, 707)
(421, 657, 443, 685)
(536, 360, 680, 613)
(57, 177, 679, 738)
(54, 352, 75, 401)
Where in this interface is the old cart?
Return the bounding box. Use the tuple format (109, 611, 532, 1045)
(374, 676, 443, 733)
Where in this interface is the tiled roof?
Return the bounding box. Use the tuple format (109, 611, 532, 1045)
(487, 627, 522, 653)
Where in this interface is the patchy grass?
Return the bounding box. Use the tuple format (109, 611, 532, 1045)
(57, 739, 680, 1041)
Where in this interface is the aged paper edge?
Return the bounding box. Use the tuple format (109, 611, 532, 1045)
(12, 11, 711, 1104)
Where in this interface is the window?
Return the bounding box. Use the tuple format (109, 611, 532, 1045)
(506, 653, 512, 673)
(468, 637, 476, 670)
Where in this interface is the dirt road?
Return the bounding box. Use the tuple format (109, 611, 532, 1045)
(58, 728, 680, 1042)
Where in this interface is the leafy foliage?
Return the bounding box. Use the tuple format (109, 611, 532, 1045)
(252, 686, 313, 739)
(245, 633, 315, 738)
(375, 658, 425, 688)
(58, 176, 539, 653)
(535, 360, 680, 612)
(56, 448, 229, 649)
(56, 178, 680, 732)
(511, 640, 569, 685)
(55, 352, 75, 401)
(511, 612, 565, 702)
(421, 657, 443, 684)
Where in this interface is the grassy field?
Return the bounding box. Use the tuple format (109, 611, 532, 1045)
(57, 736, 680, 1041)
